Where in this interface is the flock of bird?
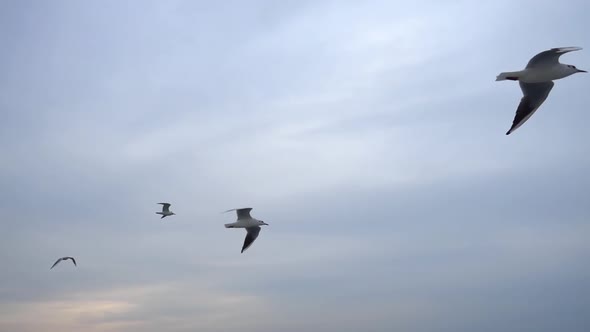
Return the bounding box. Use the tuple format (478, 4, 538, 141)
(49, 46, 585, 270)
(50, 205, 268, 269)
(155, 204, 269, 254)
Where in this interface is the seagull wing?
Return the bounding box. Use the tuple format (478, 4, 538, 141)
(526, 47, 582, 68)
(224, 208, 253, 220)
(158, 203, 171, 213)
(506, 81, 554, 135)
(241, 226, 261, 253)
(50, 258, 63, 269)
(67, 257, 77, 266)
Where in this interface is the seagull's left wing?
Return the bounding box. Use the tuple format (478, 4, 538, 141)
(68, 257, 77, 266)
(50, 258, 63, 269)
(158, 203, 171, 212)
(241, 226, 261, 253)
(526, 47, 582, 68)
(224, 208, 253, 220)
(506, 81, 554, 135)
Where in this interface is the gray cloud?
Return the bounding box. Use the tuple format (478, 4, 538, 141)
(1, 0, 589, 331)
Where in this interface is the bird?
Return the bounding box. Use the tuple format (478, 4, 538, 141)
(156, 203, 175, 219)
(496, 47, 586, 135)
(50, 257, 77, 269)
(224, 207, 269, 253)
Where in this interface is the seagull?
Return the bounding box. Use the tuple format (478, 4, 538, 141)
(224, 208, 269, 253)
(496, 47, 586, 135)
(50, 257, 77, 269)
(156, 203, 175, 219)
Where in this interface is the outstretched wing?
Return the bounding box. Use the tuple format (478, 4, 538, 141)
(50, 258, 63, 269)
(526, 47, 582, 68)
(506, 81, 554, 135)
(158, 203, 171, 212)
(224, 208, 253, 220)
(68, 257, 77, 266)
(241, 226, 261, 253)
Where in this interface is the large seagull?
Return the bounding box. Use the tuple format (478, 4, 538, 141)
(496, 47, 586, 135)
(224, 208, 268, 253)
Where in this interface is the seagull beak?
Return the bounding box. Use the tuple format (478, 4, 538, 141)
(263, 222, 269, 225)
(577, 69, 587, 73)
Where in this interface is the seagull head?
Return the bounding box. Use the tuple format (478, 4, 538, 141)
(566, 64, 587, 74)
(258, 220, 269, 226)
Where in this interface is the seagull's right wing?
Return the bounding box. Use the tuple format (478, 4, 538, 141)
(241, 226, 261, 253)
(158, 203, 171, 212)
(224, 208, 253, 220)
(50, 258, 63, 269)
(69, 257, 77, 266)
(506, 81, 554, 135)
(526, 47, 582, 68)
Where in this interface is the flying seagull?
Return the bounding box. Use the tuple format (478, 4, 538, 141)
(496, 47, 586, 135)
(50, 257, 77, 269)
(224, 207, 268, 253)
(156, 203, 175, 219)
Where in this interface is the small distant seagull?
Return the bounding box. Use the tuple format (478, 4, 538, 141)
(156, 203, 175, 219)
(50, 257, 77, 269)
(496, 47, 586, 135)
(224, 208, 269, 253)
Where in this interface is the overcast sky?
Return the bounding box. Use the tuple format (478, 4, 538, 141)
(1, 0, 589, 331)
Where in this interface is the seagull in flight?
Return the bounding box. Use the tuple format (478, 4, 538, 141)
(496, 47, 586, 135)
(156, 203, 175, 219)
(50, 257, 77, 269)
(224, 208, 268, 253)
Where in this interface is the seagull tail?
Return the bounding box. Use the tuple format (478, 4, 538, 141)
(496, 71, 520, 81)
(224, 223, 236, 228)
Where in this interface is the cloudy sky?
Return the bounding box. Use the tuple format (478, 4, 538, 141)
(1, 0, 589, 331)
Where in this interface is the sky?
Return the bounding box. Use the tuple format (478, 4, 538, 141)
(1, 0, 589, 331)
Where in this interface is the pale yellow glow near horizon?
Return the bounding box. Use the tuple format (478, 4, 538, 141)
(0, 282, 270, 332)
